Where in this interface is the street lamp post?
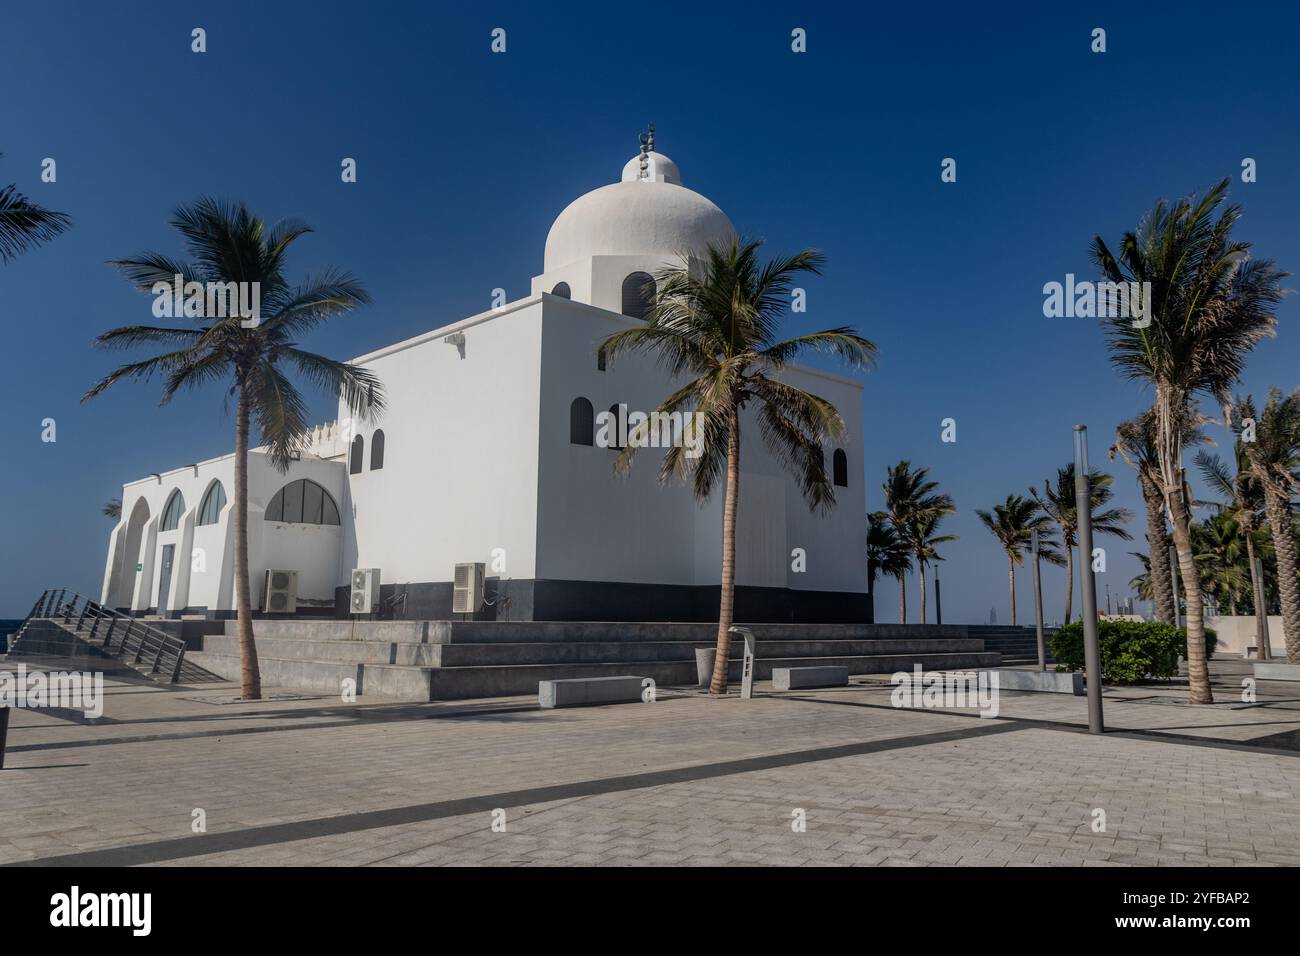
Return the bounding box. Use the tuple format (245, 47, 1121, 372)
(1031, 529, 1046, 671)
(933, 570, 943, 626)
(1074, 425, 1105, 734)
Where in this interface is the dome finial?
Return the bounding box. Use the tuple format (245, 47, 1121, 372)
(638, 124, 655, 180)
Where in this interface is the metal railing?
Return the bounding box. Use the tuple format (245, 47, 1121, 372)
(20, 588, 189, 683)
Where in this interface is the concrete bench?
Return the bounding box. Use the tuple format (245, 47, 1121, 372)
(1254, 662, 1300, 682)
(538, 676, 648, 709)
(990, 669, 1084, 695)
(772, 666, 848, 691)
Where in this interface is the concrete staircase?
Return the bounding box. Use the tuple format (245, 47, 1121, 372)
(965, 626, 1056, 666)
(186, 621, 1002, 701)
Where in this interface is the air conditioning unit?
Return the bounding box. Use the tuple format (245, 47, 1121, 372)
(452, 562, 485, 615)
(350, 568, 381, 614)
(263, 569, 298, 614)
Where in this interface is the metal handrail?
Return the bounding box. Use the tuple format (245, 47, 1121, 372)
(25, 588, 189, 683)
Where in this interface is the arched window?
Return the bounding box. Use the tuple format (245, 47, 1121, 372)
(160, 490, 185, 531)
(621, 272, 655, 319)
(607, 403, 625, 450)
(833, 448, 848, 488)
(349, 435, 364, 475)
(370, 430, 385, 470)
(266, 479, 340, 526)
(551, 281, 571, 299)
(197, 481, 227, 526)
(569, 397, 594, 446)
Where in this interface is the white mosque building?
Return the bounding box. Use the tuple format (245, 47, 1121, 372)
(100, 140, 870, 623)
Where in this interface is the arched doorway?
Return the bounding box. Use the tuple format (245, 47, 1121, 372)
(108, 497, 150, 609)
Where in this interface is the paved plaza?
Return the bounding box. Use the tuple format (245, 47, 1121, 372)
(3, 658, 1300, 867)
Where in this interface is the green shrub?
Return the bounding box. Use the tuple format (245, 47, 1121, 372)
(1051, 620, 1217, 684)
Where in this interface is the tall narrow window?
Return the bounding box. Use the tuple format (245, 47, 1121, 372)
(160, 490, 185, 531)
(607, 403, 625, 450)
(551, 281, 571, 299)
(621, 272, 655, 319)
(197, 481, 227, 526)
(569, 397, 594, 446)
(349, 435, 364, 475)
(370, 430, 385, 470)
(833, 448, 848, 487)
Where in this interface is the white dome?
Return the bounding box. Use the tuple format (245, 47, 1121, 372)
(544, 152, 735, 273)
(620, 150, 681, 184)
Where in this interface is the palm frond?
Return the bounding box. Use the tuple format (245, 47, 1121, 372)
(0, 184, 71, 263)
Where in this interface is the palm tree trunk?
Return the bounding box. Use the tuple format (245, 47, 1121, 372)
(897, 572, 907, 624)
(1142, 475, 1176, 624)
(1167, 485, 1212, 703)
(1244, 529, 1269, 660)
(866, 566, 877, 624)
(233, 386, 262, 700)
(1063, 544, 1074, 624)
(1008, 557, 1017, 626)
(709, 410, 741, 694)
(1262, 488, 1300, 663)
(918, 561, 928, 624)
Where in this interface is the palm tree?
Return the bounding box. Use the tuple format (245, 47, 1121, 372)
(1196, 441, 1268, 640)
(976, 494, 1063, 625)
(908, 508, 958, 623)
(83, 197, 384, 700)
(599, 238, 877, 694)
(0, 154, 71, 263)
(1236, 389, 1300, 661)
(1112, 410, 1205, 626)
(1129, 552, 1154, 602)
(882, 461, 950, 624)
(1192, 513, 1250, 614)
(1034, 465, 1133, 623)
(866, 511, 911, 616)
(1092, 179, 1288, 703)
(103, 498, 122, 520)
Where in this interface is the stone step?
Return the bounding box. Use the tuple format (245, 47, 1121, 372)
(202, 634, 438, 666)
(197, 633, 990, 667)
(186, 649, 1002, 701)
(185, 651, 434, 700)
(224, 619, 975, 645)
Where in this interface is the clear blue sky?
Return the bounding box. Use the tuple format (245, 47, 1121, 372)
(2, 0, 1297, 621)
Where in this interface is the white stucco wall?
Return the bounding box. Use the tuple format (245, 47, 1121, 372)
(337, 297, 545, 590)
(534, 295, 867, 593)
(102, 293, 868, 614)
(104, 451, 345, 615)
(1210, 614, 1288, 658)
